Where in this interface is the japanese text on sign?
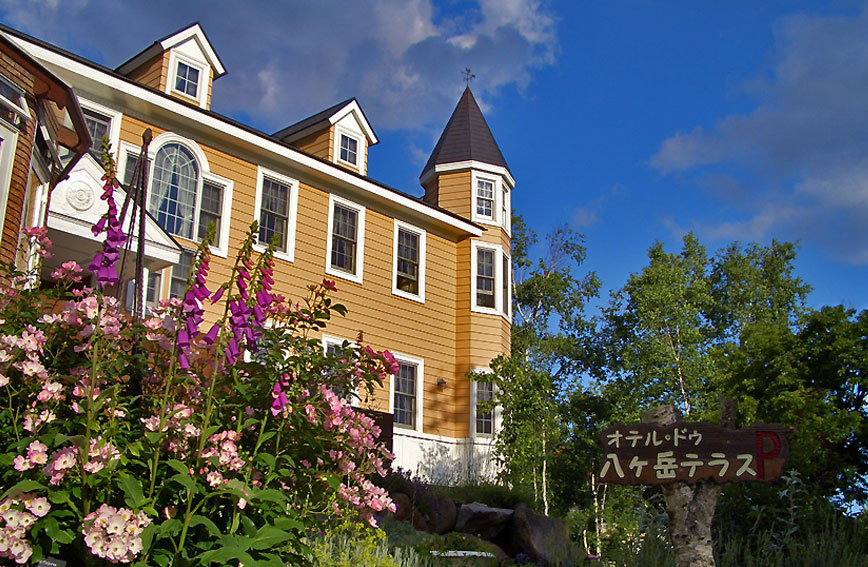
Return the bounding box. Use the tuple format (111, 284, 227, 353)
(597, 423, 788, 485)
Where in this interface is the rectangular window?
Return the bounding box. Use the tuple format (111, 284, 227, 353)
(197, 181, 223, 240)
(501, 187, 510, 230)
(339, 134, 358, 166)
(331, 204, 357, 273)
(175, 62, 200, 98)
(258, 177, 289, 250)
(122, 152, 140, 187)
(502, 254, 510, 316)
(394, 362, 417, 428)
(0, 74, 29, 123)
(145, 273, 161, 312)
(476, 248, 495, 308)
(396, 228, 419, 295)
(476, 179, 494, 219)
(83, 109, 111, 161)
(476, 381, 494, 436)
(170, 251, 194, 298)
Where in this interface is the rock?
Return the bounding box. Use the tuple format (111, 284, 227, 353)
(412, 510, 429, 532)
(425, 496, 457, 534)
(455, 502, 514, 540)
(509, 503, 571, 565)
(391, 492, 413, 522)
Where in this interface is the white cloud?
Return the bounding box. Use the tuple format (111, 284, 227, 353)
(650, 6, 868, 264)
(0, 0, 556, 135)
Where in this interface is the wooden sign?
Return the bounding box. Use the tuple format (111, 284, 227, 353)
(598, 422, 788, 485)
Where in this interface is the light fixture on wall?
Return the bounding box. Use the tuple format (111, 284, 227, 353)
(437, 378, 447, 388)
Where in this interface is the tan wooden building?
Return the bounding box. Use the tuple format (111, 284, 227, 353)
(1, 23, 513, 482)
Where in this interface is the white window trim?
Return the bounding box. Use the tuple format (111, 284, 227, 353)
(501, 186, 511, 235)
(392, 219, 426, 303)
(470, 368, 501, 441)
(470, 241, 511, 321)
(0, 74, 29, 123)
(502, 251, 512, 320)
(0, 119, 18, 251)
(388, 352, 424, 433)
(253, 166, 299, 263)
(166, 50, 208, 108)
(471, 171, 510, 233)
(333, 127, 364, 172)
(135, 132, 233, 257)
(79, 98, 123, 163)
(325, 194, 365, 284)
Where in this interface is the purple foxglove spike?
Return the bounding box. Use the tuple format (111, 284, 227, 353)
(210, 286, 225, 303)
(178, 329, 190, 349)
(237, 268, 250, 281)
(252, 305, 264, 325)
(202, 323, 220, 346)
(91, 217, 107, 236)
(196, 273, 207, 286)
(178, 352, 189, 370)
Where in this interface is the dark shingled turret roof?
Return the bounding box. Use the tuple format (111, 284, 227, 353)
(420, 87, 510, 180)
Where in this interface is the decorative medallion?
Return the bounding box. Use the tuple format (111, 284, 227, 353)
(65, 182, 95, 211)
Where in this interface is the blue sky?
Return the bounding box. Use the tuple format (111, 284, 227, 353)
(2, 0, 866, 311)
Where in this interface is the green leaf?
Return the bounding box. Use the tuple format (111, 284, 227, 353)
(251, 525, 291, 550)
(254, 488, 287, 504)
(1, 479, 46, 498)
(198, 546, 255, 566)
(158, 518, 182, 537)
(117, 475, 146, 508)
(170, 472, 197, 493)
(189, 514, 221, 537)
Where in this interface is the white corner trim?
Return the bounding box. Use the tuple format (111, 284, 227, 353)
(325, 194, 365, 284)
(253, 166, 299, 263)
(392, 219, 426, 304)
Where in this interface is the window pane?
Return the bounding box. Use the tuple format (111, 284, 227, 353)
(394, 363, 416, 428)
(396, 228, 419, 295)
(175, 62, 199, 98)
(198, 182, 223, 241)
(476, 382, 494, 435)
(476, 248, 495, 308)
(330, 204, 357, 273)
(476, 179, 494, 218)
(149, 144, 198, 239)
(170, 252, 194, 298)
(123, 153, 140, 188)
(340, 134, 358, 165)
(83, 109, 110, 160)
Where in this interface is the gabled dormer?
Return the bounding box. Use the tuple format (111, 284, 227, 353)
(115, 23, 226, 111)
(272, 98, 378, 176)
(420, 87, 514, 233)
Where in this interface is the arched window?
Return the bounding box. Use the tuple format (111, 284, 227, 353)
(149, 143, 199, 239)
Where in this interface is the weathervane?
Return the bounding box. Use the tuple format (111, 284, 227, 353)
(462, 67, 476, 87)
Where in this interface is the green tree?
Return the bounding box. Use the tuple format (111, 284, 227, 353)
(476, 214, 599, 515)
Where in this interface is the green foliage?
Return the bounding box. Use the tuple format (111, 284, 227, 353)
(307, 522, 438, 567)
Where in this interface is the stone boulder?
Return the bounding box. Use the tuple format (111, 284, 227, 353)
(455, 502, 514, 540)
(390, 492, 413, 522)
(509, 503, 571, 565)
(425, 495, 458, 534)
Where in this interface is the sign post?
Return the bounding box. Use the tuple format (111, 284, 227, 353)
(597, 401, 788, 567)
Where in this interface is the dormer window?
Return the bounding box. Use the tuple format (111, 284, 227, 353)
(174, 61, 200, 99)
(339, 133, 359, 167)
(83, 109, 111, 160)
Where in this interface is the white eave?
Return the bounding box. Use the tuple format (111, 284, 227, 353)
(329, 99, 377, 145)
(5, 31, 480, 239)
(420, 160, 516, 189)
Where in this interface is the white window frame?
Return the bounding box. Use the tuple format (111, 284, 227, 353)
(470, 241, 511, 320)
(333, 126, 363, 171)
(392, 219, 426, 303)
(471, 171, 510, 233)
(470, 368, 501, 441)
(0, 119, 18, 251)
(0, 73, 29, 123)
(78, 98, 123, 164)
(253, 166, 299, 262)
(131, 132, 233, 258)
(325, 194, 365, 284)
(166, 50, 208, 108)
(388, 352, 424, 433)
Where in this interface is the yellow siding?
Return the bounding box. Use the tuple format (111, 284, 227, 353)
(292, 128, 331, 161)
(125, 53, 166, 91)
(435, 171, 472, 219)
(114, 109, 508, 442)
(205, 68, 213, 110)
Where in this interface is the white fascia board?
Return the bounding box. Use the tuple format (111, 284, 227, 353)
(159, 24, 226, 77)
(328, 100, 378, 145)
(420, 160, 516, 189)
(8, 33, 480, 238)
